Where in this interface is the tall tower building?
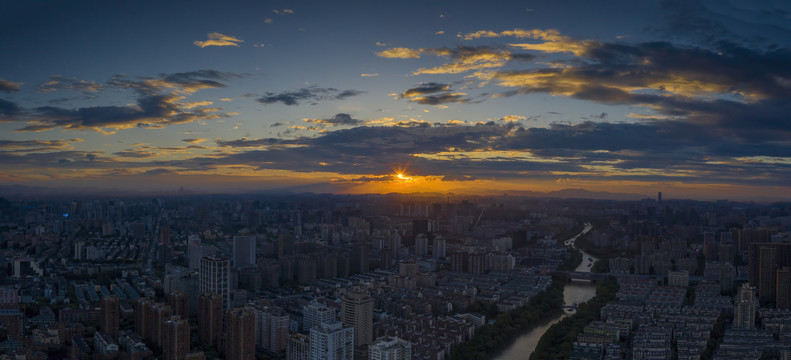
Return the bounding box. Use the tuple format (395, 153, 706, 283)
(163, 315, 190, 360)
(351, 243, 370, 274)
(225, 307, 256, 360)
(777, 267, 791, 309)
(719, 244, 735, 265)
(252, 304, 290, 353)
(414, 234, 428, 257)
(734, 283, 756, 329)
(149, 303, 172, 350)
(303, 300, 335, 332)
(200, 255, 230, 309)
(188, 235, 202, 270)
(234, 235, 256, 269)
(278, 234, 295, 259)
(720, 264, 735, 294)
(369, 336, 412, 360)
(167, 290, 189, 322)
(432, 236, 446, 259)
(198, 293, 223, 348)
(310, 321, 354, 360)
(342, 292, 373, 347)
(412, 219, 429, 236)
(759, 245, 778, 304)
(719, 231, 733, 244)
(100, 295, 119, 341)
(134, 298, 153, 340)
(159, 224, 170, 246)
(703, 232, 718, 262)
(287, 333, 310, 360)
(749, 242, 791, 305)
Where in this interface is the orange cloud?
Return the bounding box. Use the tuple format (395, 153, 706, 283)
(376, 47, 421, 59)
(460, 28, 594, 55)
(193, 32, 244, 48)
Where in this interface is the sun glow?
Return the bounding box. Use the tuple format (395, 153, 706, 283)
(396, 173, 413, 181)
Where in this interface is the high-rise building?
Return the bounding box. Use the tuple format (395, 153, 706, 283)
(158, 243, 171, 267)
(298, 256, 318, 284)
(167, 290, 189, 322)
(100, 295, 119, 341)
(188, 235, 202, 270)
(432, 236, 446, 258)
(398, 261, 419, 277)
(148, 303, 172, 350)
(303, 300, 335, 332)
(278, 234, 295, 259)
(759, 245, 778, 304)
(159, 224, 170, 246)
(163, 315, 190, 360)
(351, 243, 370, 274)
(230, 289, 249, 309)
(200, 255, 230, 309)
(777, 267, 791, 309)
(734, 283, 756, 329)
(252, 304, 290, 353)
(738, 228, 773, 253)
(749, 243, 791, 305)
(310, 321, 354, 360)
(719, 244, 735, 265)
(170, 270, 201, 315)
(720, 264, 735, 294)
(132, 222, 146, 241)
(234, 235, 256, 269)
(134, 298, 153, 340)
(342, 292, 373, 347)
(225, 307, 256, 360)
(198, 293, 223, 348)
(719, 231, 733, 245)
(369, 336, 412, 360)
(412, 219, 428, 236)
(414, 234, 428, 257)
(287, 333, 310, 360)
(74, 241, 85, 260)
(703, 232, 718, 262)
(380, 248, 394, 269)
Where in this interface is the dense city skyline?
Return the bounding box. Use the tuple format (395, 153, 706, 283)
(1, 1, 790, 201)
(1, 192, 789, 358)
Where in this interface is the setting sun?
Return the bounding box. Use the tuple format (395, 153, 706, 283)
(396, 173, 412, 181)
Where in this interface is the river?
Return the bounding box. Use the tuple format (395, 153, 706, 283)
(495, 223, 597, 360)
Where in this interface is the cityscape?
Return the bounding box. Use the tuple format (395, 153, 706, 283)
(1, 0, 791, 359)
(0, 193, 789, 359)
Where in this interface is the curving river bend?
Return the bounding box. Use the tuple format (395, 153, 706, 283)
(495, 223, 597, 360)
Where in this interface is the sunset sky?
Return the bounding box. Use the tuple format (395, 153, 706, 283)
(1, 0, 790, 200)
